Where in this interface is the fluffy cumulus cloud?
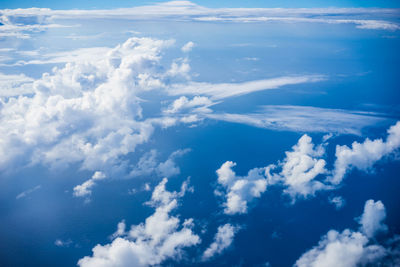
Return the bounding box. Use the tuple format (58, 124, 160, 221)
(330, 121, 400, 185)
(73, 171, 106, 199)
(0, 37, 192, 174)
(295, 199, 393, 267)
(216, 161, 267, 215)
(359, 200, 388, 238)
(202, 223, 239, 261)
(78, 177, 200, 267)
(214, 121, 400, 209)
(266, 134, 329, 200)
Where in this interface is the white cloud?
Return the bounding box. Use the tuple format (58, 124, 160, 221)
(7, 47, 111, 66)
(359, 200, 388, 238)
(156, 149, 190, 178)
(1, 3, 398, 32)
(55, 239, 73, 247)
(295, 229, 385, 267)
(168, 75, 325, 100)
(207, 105, 387, 135)
(110, 220, 127, 239)
(266, 134, 329, 200)
(73, 171, 106, 198)
(195, 16, 400, 31)
(214, 121, 400, 208)
(0, 73, 34, 97)
(129, 148, 190, 178)
(78, 177, 200, 267)
(202, 223, 238, 261)
(295, 199, 391, 267)
(216, 161, 267, 215)
(164, 96, 213, 114)
(330, 121, 400, 185)
(329, 196, 346, 210)
(181, 41, 195, 53)
(0, 37, 182, 174)
(16, 185, 41, 199)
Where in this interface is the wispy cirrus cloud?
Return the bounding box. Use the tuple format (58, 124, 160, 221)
(207, 105, 389, 135)
(16, 185, 41, 199)
(167, 76, 325, 100)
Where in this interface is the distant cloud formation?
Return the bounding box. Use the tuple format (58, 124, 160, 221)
(295, 200, 398, 267)
(78, 178, 200, 267)
(1, 1, 398, 41)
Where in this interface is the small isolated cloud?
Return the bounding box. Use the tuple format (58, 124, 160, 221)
(181, 41, 195, 53)
(330, 121, 400, 185)
(243, 57, 259, 61)
(78, 177, 200, 267)
(16, 185, 41, 199)
(295, 199, 394, 267)
(202, 223, 239, 261)
(329, 196, 346, 210)
(216, 161, 267, 215)
(358, 200, 388, 238)
(55, 239, 73, 248)
(73, 171, 106, 199)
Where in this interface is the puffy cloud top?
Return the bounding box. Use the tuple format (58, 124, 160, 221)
(78, 177, 200, 267)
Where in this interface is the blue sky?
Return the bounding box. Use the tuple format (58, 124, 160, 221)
(0, 1, 400, 267)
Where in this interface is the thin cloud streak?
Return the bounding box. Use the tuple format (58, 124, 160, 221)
(207, 105, 389, 135)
